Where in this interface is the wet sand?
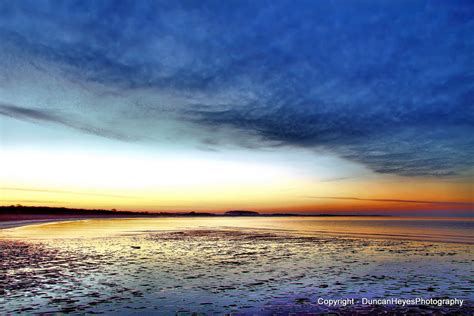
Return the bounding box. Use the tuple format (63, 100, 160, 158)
(0, 218, 84, 229)
(1, 218, 473, 315)
(0, 215, 154, 229)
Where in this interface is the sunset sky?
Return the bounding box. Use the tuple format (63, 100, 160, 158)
(0, 1, 473, 215)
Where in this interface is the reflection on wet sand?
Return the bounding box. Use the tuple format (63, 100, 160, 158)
(0, 218, 473, 314)
(2, 217, 473, 243)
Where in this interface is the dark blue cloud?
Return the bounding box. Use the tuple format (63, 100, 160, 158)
(0, 0, 473, 176)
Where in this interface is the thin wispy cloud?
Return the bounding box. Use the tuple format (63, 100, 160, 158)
(318, 177, 354, 183)
(0, 199, 63, 204)
(304, 196, 474, 206)
(0, 103, 138, 142)
(1, 187, 138, 200)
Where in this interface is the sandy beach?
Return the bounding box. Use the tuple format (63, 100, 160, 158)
(1, 217, 472, 315)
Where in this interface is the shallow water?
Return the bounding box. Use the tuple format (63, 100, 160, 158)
(1, 217, 473, 314)
(2, 216, 473, 243)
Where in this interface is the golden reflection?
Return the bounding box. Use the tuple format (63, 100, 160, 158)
(1, 217, 473, 243)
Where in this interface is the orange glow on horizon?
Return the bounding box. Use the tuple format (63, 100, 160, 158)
(1, 150, 472, 216)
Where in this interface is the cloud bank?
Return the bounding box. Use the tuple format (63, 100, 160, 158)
(0, 0, 473, 177)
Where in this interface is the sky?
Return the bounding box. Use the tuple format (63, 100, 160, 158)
(0, 0, 473, 215)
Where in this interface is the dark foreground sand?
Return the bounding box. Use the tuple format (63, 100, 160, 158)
(1, 221, 472, 315)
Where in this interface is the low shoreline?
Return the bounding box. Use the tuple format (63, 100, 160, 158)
(0, 217, 92, 229)
(0, 216, 169, 230)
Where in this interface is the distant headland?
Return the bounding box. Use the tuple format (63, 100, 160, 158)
(224, 210, 260, 216)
